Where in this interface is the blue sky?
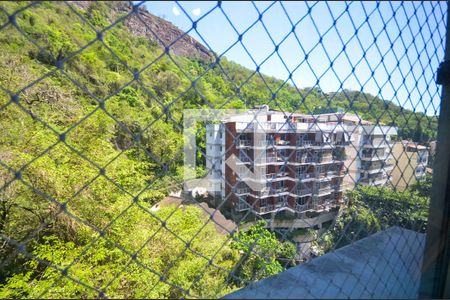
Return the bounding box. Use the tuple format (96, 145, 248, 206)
(141, 1, 446, 116)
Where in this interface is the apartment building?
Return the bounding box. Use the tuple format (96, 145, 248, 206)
(204, 106, 397, 216)
(301, 114, 397, 188)
(390, 141, 429, 190)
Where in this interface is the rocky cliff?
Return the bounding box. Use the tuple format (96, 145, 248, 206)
(71, 1, 213, 61)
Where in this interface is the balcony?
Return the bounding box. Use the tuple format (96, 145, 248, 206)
(359, 177, 388, 186)
(236, 201, 250, 211)
(265, 172, 289, 180)
(295, 203, 313, 212)
(240, 122, 295, 132)
(254, 156, 284, 164)
(273, 187, 288, 194)
(361, 163, 394, 174)
(296, 140, 314, 147)
(234, 187, 250, 195)
(325, 170, 343, 177)
(259, 206, 268, 213)
(362, 139, 389, 148)
(319, 155, 333, 163)
(252, 187, 289, 198)
(257, 201, 292, 214)
(296, 140, 334, 149)
(361, 153, 389, 161)
(334, 141, 347, 147)
(297, 173, 316, 181)
(294, 188, 313, 196)
(235, 139, 251, 147)
(305, 156, 318, 163)
(297, 155, 335, 164)
(254, 140, 275, 147)
(275, 140, 291, 146)
(315, 186, 334, 196)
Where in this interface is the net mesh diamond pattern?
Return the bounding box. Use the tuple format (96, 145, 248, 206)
(0, 1, 445, 299)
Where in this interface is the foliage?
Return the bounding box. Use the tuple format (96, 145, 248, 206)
(0, 205, 240, 298)
(230, 221, 296, 284)
(316, 186, 429, 254)
(410, 174, 433, 198)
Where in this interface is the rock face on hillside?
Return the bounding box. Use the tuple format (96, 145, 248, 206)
(70, 1, 213, 61)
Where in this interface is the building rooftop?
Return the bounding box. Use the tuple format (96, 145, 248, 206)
(400, 140, 429, 151)
(223, 106, 378, 127)
(224, 227, 424, 299)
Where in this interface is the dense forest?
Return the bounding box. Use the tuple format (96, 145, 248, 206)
(0, 1, 436, 298)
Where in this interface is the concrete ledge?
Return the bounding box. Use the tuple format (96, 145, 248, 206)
(224, 227, 425, 299)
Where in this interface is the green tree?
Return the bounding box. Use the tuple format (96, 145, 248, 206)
(410, 174, 433, 198)
(317, 186, 429, 254)
(230, 221, 296, 285)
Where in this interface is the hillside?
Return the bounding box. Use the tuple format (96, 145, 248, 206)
(72, 1, 212, 61)
(0, 1, 437, 298)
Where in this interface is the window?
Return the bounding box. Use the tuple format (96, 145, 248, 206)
(297, 166, 307, 173)
(260, 198, 267, 207)
(316, 165, 324, 173)
(297, 196, 308, 205)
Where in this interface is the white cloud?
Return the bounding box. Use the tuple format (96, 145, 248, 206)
(192, 8, 201, 16)
(172, 6, 180, 16)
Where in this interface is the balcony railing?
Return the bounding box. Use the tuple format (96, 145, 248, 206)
(297, 140, 314, 147)
(275, 140, 290, 146)
(273, 187, 288, 193)
(295, 203, 313, 212)
(295, 188, 313, 196)
(265, 172, 289, 180)
(305, 157, 318, 163)
(251, 187, 288, 198)
(236, 140, 251, 147)
(255, 156, 277, 163)
(297, 173, 315, 180)
(362, 140, 389, 148)
(315, 187, 334, 195)
(297, 140, 336, 148)
(254, 140, 275, 147)
(320, 156, 333, 163)
(235, 188, 250, 195)
(259, 206, 268, 213)
(361, 153, 389, 161)
(236, 201, 250, 211)
(359, 177, 387, 186)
